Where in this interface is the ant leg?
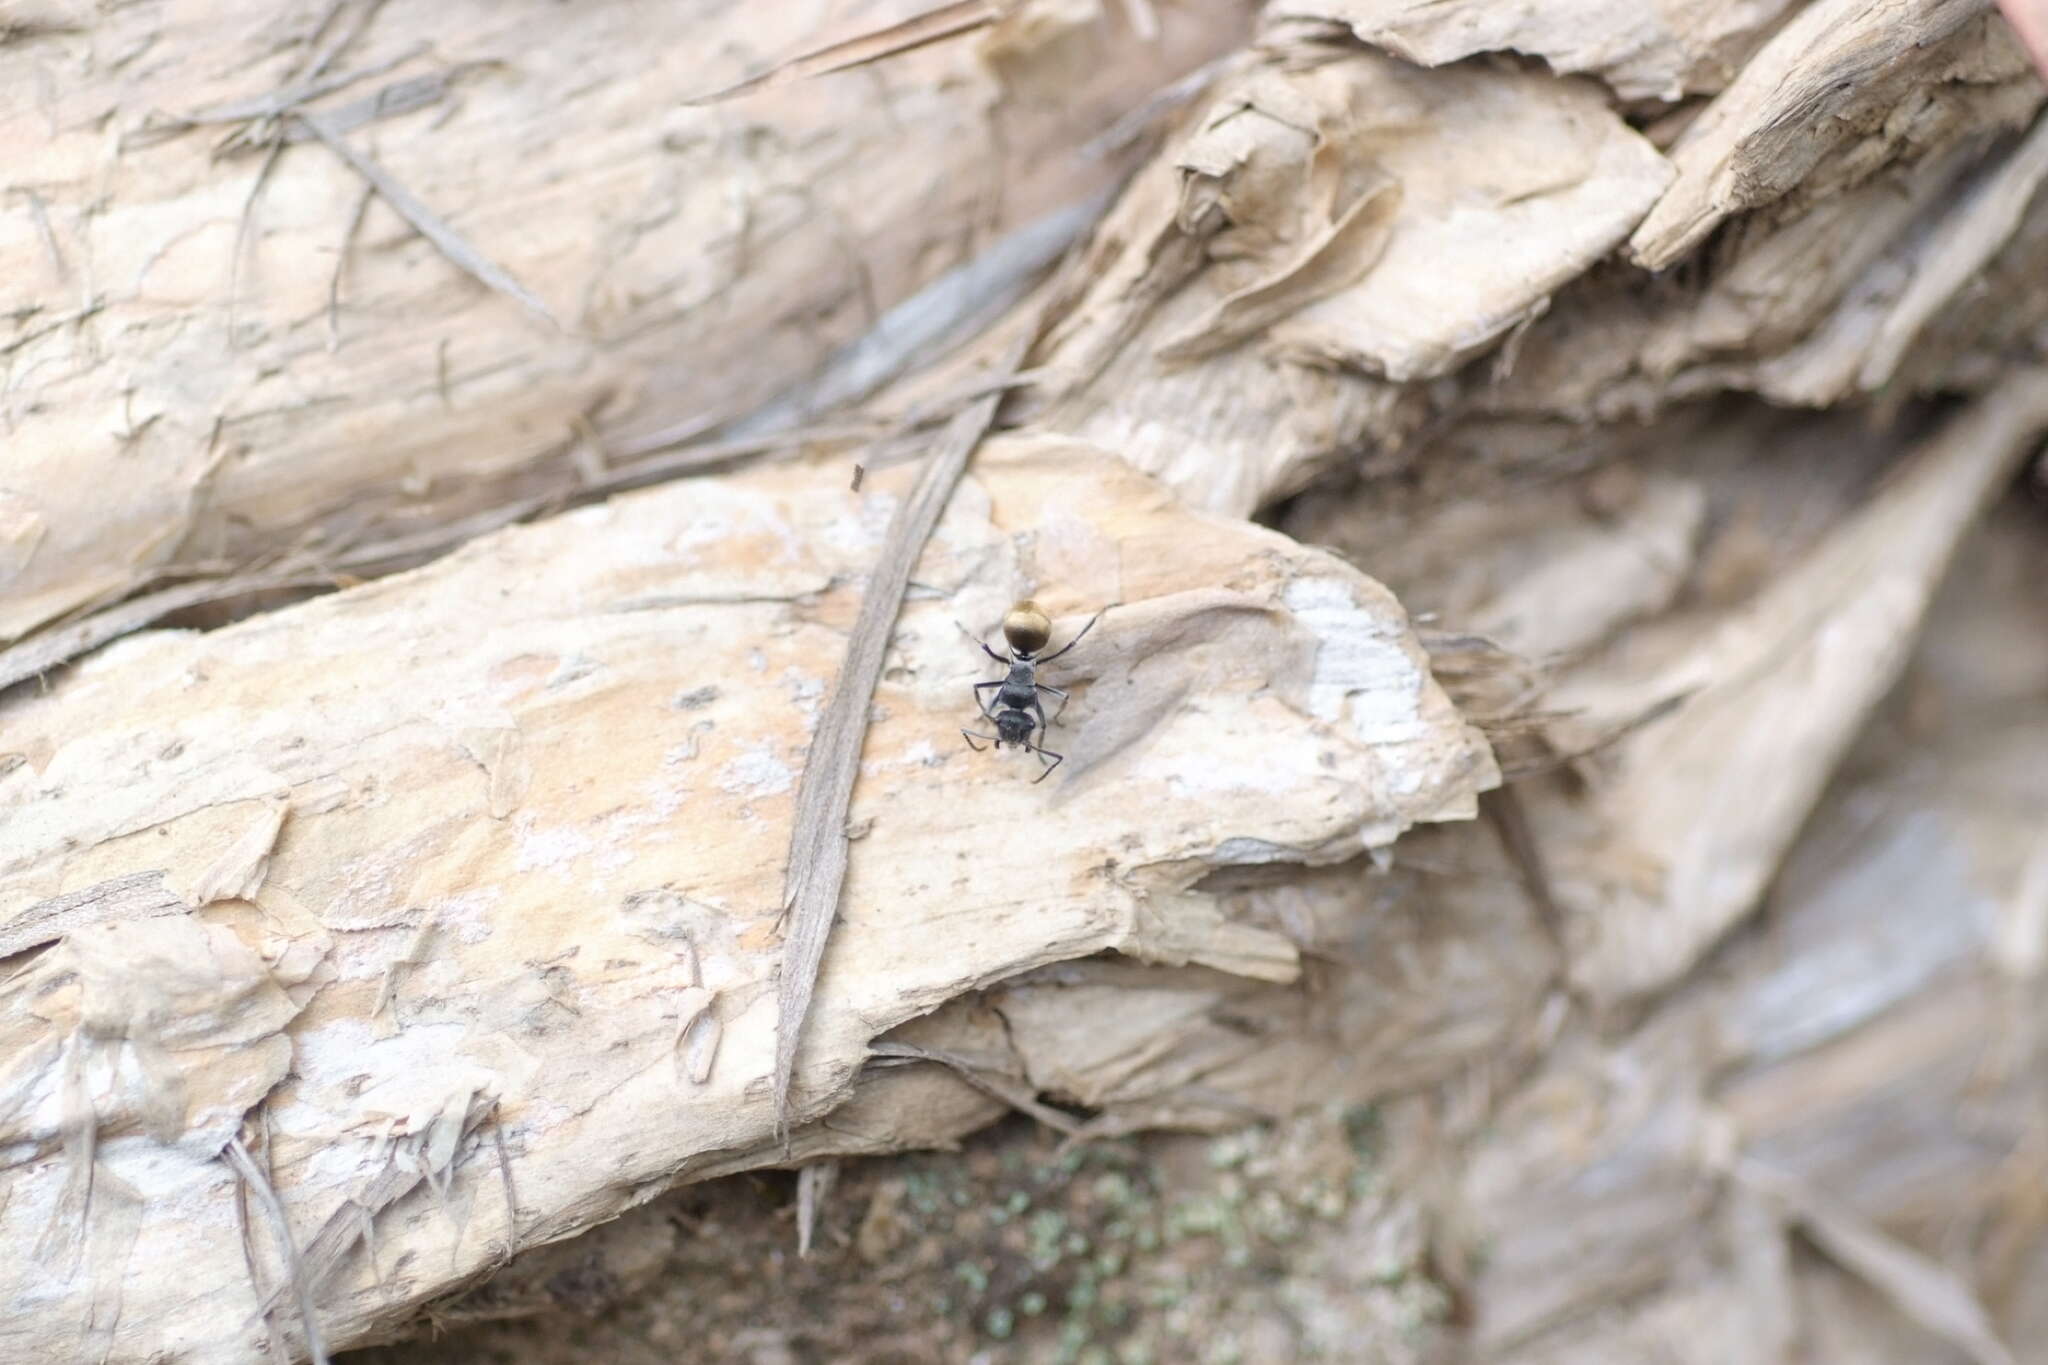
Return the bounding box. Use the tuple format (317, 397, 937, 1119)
(962, 729, 999, 752)
(1029, 744, 1064, 783)
(1036, 684, 1070, 723)
(995, 708, 1053, 773)
(974, 680, 1003, 719)
(952, 619, 1011, 667)
(1036, 610, 1103, 666)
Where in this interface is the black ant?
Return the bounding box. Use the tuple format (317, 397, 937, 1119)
(960, 599, 1101, 782)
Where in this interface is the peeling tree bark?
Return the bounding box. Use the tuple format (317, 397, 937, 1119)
(0, 0, 1253, 642)
(0, 435, 1494, 1361)
(8, 2, 2048, 1362)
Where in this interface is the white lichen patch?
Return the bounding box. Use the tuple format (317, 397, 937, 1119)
(779, 666, 826, 726)
(717, 742, 795, 798)
(862, 738, 942, 775)
(639, 775, 689, 819)
(1281, 576, 1432, 745)
(431, 887, 502, 945)
(513, 814, 600, 873)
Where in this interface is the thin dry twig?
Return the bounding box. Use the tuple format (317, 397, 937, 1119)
(795, 1160, 837, 1257)
(231, 1122, 294, 1365)
(293, 0, 356, 79)
(683, 0, 1013, 105)
(295, 110, 561, 330)
(16, 187, 66, 279)
(327, 183, 376, 350)
(771, 324, 1038, 1139)
(488, 1101, 521, 1253)
(227, 140, 288, 345)
(235, 1175, 291, 1365)
(0, 570, 338, 695)
(118, 27, 413, 150)
(1738, 1159, 2016, 1365)
(226, 1134, 330, 1365)
(868, 1040, 1084, 1134)
(724, 189, 1107, 441)
(278, 67, 469, 144)
(1079, 55, 1232, 160)
(205, 8, 408, 143)
(295, 0, 390, 93)
(212, 44, 425, 154)
(0, 301, 104, 357)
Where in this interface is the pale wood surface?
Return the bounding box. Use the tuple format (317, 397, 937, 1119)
(0, 0, 1250, 641)
(0, 436, 1494, 1361)
(7, 2, 2048, 1361)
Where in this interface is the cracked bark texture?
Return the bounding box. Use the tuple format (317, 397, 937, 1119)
(8, 2, 2048, 1362)
(0, 437, 1495, 1360)
(0, 0, 1254, 641)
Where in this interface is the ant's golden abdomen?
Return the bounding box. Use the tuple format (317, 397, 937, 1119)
(1001, 599, 1052, 656)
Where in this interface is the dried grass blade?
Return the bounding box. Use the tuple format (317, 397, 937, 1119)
(227, 1135, 331, 1365)
(1739, 1159, 2015, 1365)
(795, 1160, 836, 1257)
(868, 1040, 1083, 1133)
(296, 111, 561, 330)
(771, 328, 1033, 1138)
(684, 0, 1009, 105)
(0, 571, 336, 696)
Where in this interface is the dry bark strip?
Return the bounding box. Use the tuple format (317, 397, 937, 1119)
(1530, 369, 2048, 1004)
(0, 870, 188, 959)
(1274, 0, 1806, 100)
(1453, 574, 2048, 1360)
(952, 26, 1674, 517)
(1629, 0, 2012, 269)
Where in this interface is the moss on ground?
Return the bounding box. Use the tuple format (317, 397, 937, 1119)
(347, 1103, 1451, 1365)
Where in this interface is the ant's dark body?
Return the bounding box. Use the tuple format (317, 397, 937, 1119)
(961, 600, 1100, 783)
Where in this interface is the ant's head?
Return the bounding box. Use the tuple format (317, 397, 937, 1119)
(1001, 600, 1051, 657)
(995, 709, 1036, 746)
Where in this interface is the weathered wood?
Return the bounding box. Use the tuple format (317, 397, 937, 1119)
(0, 435, 1494, 1361)
(0, 0, 1251, 642)
(1629, 0, 2027, 268)
(1275, 0, 1804, 100)
(991, 31, 1672, 516)
(10, 3, 2048, 1361)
